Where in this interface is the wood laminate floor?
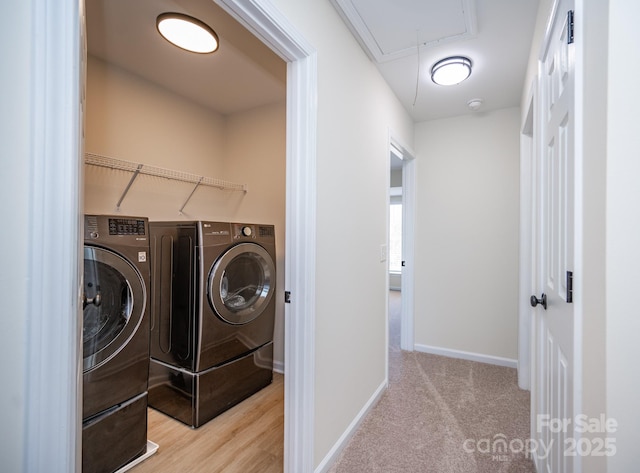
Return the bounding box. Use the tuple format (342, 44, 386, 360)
(130, 373, 284, 473)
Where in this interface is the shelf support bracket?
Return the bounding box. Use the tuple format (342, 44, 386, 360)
(116, 164, 143, 211)
(179, 176, 204, 214)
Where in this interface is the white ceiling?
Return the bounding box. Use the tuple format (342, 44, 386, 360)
(87, 0, 539, 123)
(86, 0, 286, 116)
(331, 0, 540, 122)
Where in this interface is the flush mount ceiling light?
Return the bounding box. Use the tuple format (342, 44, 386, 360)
(156, 13, 219, 54)
(431, 56, 472, 86)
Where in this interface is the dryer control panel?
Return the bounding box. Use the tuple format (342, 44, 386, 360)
(232, 223, 275, 241)
(232, 224, 254, 239)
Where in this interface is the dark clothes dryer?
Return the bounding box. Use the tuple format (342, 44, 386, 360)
(148, 221, 276, 427)
(82, 215, 151, 473)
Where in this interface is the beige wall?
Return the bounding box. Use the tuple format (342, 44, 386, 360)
(413, 107, 521, 360)
(84, 56, 287, 366)
(390, 168, 402, 187)
(576, 2, 608, 472)
(607, 1, 640, 471)
(85, 58, 227, 175)
(269, 0, 415, 467)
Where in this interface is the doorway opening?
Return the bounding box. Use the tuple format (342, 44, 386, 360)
(24, 1, 318, 472)
(387, 137, 415, 368)
(167, 2, 319, 471)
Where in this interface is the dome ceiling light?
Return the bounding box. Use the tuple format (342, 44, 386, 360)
(156, 13, 219, 54)
(431, 56, 472, 86)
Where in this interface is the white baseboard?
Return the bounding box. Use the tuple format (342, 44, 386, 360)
(414, 344, 517, 368)
(314, 379, 387, 473)
(273, 359, 284, 375)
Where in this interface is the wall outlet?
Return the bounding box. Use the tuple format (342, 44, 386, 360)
(380, 244, 387, 262)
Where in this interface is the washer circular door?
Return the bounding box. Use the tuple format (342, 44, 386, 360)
(83, 246, 146, 372)
(208, 242, 275, 325)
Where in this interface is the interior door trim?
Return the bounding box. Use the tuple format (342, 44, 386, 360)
(214, 1, 319, 471)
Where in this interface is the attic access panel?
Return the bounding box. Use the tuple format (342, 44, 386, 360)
(331, 0, 477, 63)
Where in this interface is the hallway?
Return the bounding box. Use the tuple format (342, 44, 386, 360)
(329, 291, 535, 472)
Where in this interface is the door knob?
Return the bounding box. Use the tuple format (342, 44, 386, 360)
(530, 293, 547, 310)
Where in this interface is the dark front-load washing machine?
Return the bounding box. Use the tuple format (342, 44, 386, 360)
(82, 215, 151, 473)
(148, 221, 276, 427)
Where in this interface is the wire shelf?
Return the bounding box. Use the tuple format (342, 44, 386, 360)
(84, 153, 247, 212)
(84, 153, 247, 191)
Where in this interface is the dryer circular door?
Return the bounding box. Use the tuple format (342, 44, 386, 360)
(83, 246, 146, 372)
(207, 242, 275, 325)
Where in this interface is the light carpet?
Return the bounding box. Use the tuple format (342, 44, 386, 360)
(328, 291, 536, 473)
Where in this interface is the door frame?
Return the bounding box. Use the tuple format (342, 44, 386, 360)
(25, 0, 318, 471)
(21, 0, 84, 471)
(189, 3, 319, 471)
(386, 133, 416, 355)
(518, 77, 537, 391)
(386, 134, 416, 389)
(392, 136, 416, 353)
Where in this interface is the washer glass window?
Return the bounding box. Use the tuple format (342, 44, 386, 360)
(83, 247, 145, 371)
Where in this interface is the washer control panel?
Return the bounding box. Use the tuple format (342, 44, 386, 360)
(84, 215, 149, 247)
(108, 218, 146, 236)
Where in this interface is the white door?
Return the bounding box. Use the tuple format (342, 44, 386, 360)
(533, 1, 576, 472)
